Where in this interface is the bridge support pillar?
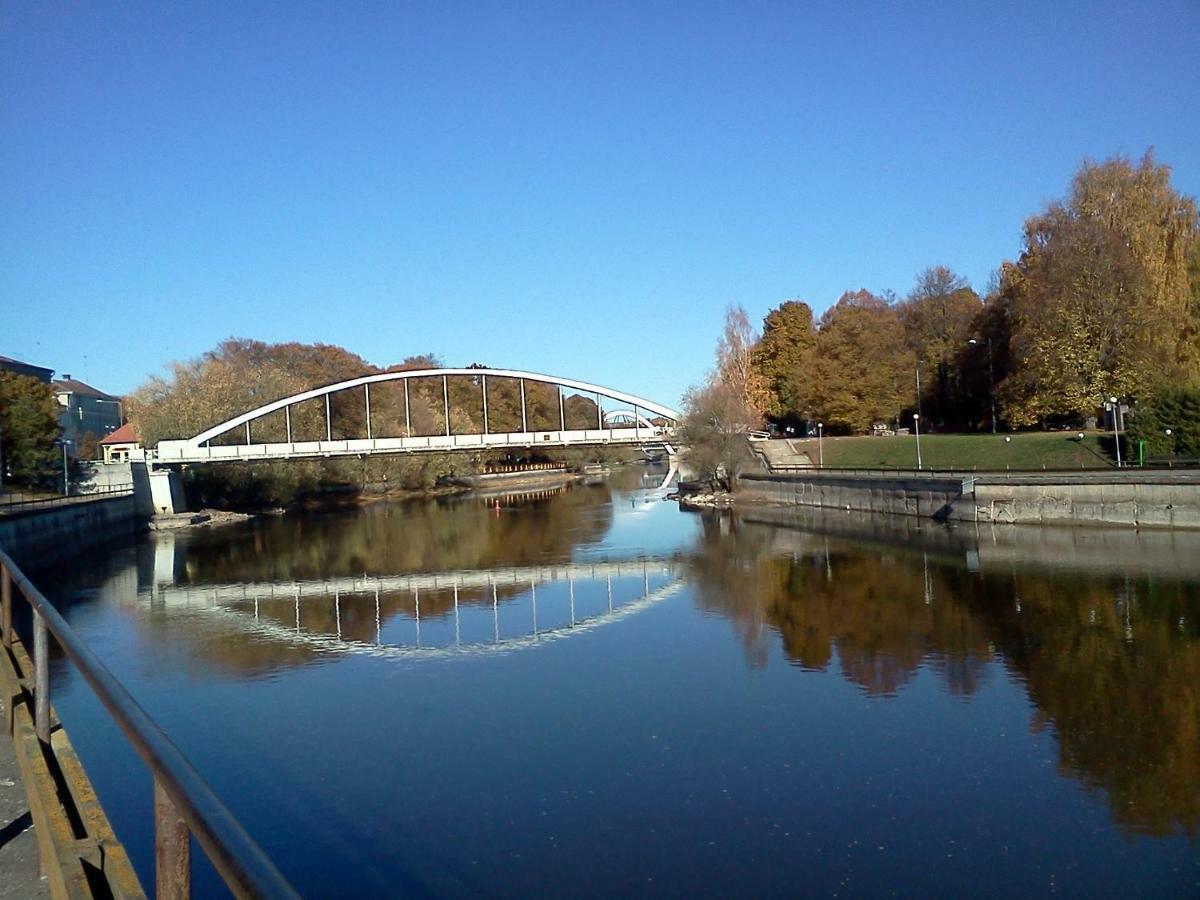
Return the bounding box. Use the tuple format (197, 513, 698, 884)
(137, 464, 186, 517)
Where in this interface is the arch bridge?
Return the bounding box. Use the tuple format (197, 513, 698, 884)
(152, 368, 680, 464)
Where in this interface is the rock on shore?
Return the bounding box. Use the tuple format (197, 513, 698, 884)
(149, 509, 254, 531)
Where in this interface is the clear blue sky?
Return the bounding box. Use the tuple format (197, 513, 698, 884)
(3, 1, 1198, 409)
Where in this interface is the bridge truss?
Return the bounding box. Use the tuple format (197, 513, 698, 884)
(152, 368, 681, 464)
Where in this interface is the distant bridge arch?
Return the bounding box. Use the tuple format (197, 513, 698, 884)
(154, 368, 681, 464)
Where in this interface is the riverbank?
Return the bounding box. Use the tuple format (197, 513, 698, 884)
(148, 509, 255, 531)
(735, 469, 1200, 529)
(784, 431, 1117, 470)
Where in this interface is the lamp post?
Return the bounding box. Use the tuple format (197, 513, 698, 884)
(913, 413, 922, 470)
(968, 337, 997, 433)
(59, 439, 72, 496)
(817, 422, 823, 467)
(1110, 396, 1122, 468)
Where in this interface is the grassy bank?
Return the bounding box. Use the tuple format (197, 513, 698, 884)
(787, 431, 1117, 471)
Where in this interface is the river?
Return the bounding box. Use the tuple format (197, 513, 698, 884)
(29, 465, 1200, 896)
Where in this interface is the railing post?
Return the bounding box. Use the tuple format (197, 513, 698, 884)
(155, 780, 191, 899)
(365, 383, 372, 440)
(1, 563, 11, 649)
(404, 379, 411, 437)
(34, 609, 50, 743)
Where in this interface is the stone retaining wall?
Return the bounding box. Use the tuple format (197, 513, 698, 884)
(737, 472, 967, 521)
(738, 471, 1200, 529)
(0, 494, 142, 564)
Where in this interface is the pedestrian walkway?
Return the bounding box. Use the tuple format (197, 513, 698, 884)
(0, 695, 49, 899)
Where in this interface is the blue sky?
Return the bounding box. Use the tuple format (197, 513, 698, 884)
(3, 1, 1198, 410)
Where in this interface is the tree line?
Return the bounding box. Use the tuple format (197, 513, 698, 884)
(0, 371, 60, 488)
(126, 339, 623, 506)
(693, 152, 1200, 445)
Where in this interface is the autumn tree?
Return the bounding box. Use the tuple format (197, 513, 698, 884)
(0, 372, 60, 487)
(752, 300, 817, 421)
(716, 304, 770, 420)
(681, 305, 767, 485)
(127, 339, 380, 504)
(1001, 152, 1200, 424)
(808, 290, 913, 433)
(952, 282, 1016, 432)
(75, 430, 101, 462)
(679, 380, 759, 488)
(897, 266, 982, 428)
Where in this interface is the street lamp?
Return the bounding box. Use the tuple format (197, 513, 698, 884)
(817, 422, 824, 467)
(59, 439, 72, 496)
(913, 413, 922, 470)
(968, 337, 997, 434)
(1109, 396, 1122, 468)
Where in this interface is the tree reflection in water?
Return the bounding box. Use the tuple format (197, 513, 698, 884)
(34, 486, 1200, 843)
(686, 509, 1200, 838)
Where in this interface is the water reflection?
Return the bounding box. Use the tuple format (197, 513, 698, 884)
(139, 558, 685, 664)
(685, 507, 1200, 838)
(31, 473, 1200, 867)
(171, 480, 619, 585)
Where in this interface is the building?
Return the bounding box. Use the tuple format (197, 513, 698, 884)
(53, 375, 123, 453)
(0, 354, 54, 383)
(99, 423, 141, 463)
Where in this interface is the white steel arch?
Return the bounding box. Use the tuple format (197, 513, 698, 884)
(602, 409, 658, 430)
(188, 368, 680, 446)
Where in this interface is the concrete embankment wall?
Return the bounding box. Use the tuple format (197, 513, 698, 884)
(738, 472, 967, 521)
(738, 471, 1200, 529)
(0, 494, 143, 565)
(973, 480, 1200, 529)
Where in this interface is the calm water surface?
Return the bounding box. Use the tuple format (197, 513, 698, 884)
(30, 467, 1200, 896)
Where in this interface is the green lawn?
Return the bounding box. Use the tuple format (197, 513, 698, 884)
(789, 431, 1118, 471)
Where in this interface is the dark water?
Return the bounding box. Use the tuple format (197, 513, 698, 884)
(30, 466, 1200, 896)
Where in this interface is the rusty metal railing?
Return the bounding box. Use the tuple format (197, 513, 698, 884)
(0, 547, 300, 899)
(0, 482, 135, 513)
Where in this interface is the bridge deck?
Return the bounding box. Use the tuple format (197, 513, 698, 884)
(154, 428, 670, 463)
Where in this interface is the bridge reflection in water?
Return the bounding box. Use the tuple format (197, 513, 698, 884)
(140, 558, 685, 661)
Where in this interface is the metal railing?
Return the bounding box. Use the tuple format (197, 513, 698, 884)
(754, 464, 1200, 479)
(0, 547, 299, 898)
(0, 482, 135, 513)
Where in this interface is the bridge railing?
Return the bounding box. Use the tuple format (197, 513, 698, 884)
(0, 547, 299, 899)
(155, 426, 675, 463)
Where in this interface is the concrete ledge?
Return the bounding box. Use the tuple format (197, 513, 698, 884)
(739, 470, 1200, 529)
(0, 495, 142, 564)
(738, 472, 968, 521)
